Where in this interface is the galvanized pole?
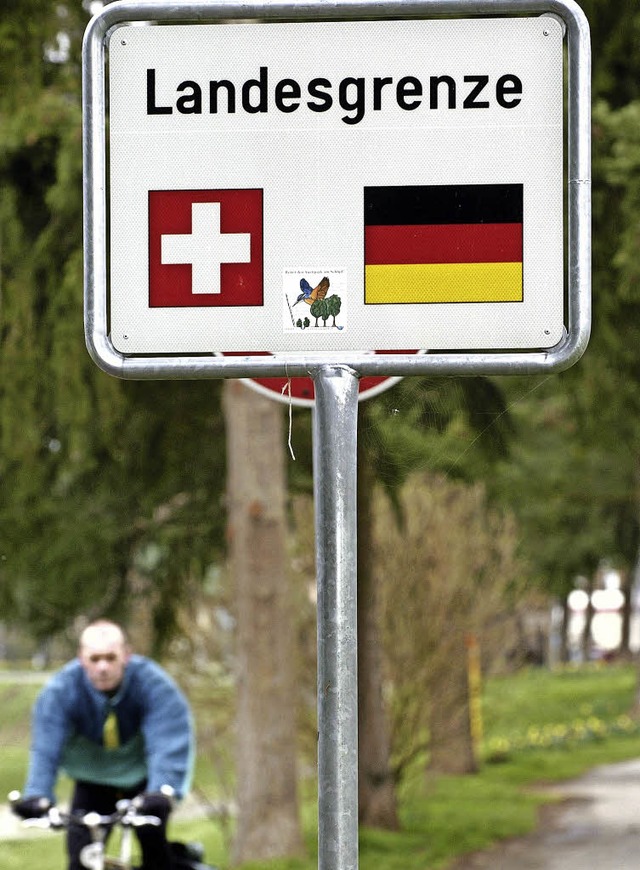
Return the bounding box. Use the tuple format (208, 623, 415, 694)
(313, 364, 360, 870)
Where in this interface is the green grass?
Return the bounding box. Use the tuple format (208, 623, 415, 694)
(483, 662, 637, 736)
(0, 681, 43, 801)
(4, 663, 640, 869)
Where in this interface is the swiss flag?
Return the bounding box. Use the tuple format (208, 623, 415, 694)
(148, 189, 263, 308)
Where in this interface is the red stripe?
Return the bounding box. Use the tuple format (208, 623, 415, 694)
(365, 223, 522, 265)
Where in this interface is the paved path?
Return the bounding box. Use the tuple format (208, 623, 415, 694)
(449, 759, 640, 869)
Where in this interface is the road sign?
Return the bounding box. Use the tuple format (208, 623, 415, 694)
(84, 0, 590, 381)
(106, 14, 565, 357)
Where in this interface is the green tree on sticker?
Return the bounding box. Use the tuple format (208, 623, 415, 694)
(326, 294, 342, 327)
(309, 298, 327, 327)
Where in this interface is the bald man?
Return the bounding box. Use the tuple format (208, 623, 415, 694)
(15, 619, 194, 870)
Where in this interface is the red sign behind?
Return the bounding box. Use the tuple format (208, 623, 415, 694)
(223, 351, 420, 407)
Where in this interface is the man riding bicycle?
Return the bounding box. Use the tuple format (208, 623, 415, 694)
(12, 619, 194, 870)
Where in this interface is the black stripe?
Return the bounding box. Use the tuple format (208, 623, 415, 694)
(364, 184, 523, 226)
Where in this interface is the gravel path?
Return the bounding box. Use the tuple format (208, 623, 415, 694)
(448, 758, 640, 869)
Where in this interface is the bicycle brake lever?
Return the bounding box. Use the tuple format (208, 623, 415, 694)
(22, 817, 53, 829)
(130, 814, 162, 827)
(20, 806, 65, 829)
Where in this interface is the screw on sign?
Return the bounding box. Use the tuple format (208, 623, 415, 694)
(223, 351, 421, 407)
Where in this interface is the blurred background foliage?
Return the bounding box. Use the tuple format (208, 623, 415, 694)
(0, 0, 639, 651)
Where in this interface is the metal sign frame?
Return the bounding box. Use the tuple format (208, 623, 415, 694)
(83, 0, 591, 381)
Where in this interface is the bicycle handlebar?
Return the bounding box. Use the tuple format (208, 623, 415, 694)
(8, 791, 161, 830)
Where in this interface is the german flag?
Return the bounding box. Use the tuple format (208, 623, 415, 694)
(364, 184, 523, 304)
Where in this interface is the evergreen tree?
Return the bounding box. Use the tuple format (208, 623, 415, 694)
(488, 3, 640, 648)
(0, 2, 227, 649)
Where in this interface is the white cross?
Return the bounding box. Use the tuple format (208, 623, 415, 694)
(161, 201, 251, 295)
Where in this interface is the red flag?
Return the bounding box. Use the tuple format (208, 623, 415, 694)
(148, 189, 263, 307)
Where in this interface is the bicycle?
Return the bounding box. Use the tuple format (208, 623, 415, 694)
(8, 791, 217, 870)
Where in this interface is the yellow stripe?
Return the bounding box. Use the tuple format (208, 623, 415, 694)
(103, 710, 119, 750)
(365, 262, 523, 304)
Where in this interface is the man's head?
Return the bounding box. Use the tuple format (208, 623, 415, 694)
(78, 620, 131, 693)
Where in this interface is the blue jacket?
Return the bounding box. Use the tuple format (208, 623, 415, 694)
(24, 655, 194, 802)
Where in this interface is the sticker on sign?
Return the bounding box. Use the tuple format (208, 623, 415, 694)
(107, 16, 565, 356)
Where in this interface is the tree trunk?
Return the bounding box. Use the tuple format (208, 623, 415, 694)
(427, 631, 478, 776)
(560, 597, 571, 663)
(356, 411, 400, 830)
(620, 569, 632, 656)
(223, 381, 303, 864)
(580, 576, 595, 662)
(630, 539, 640, 714)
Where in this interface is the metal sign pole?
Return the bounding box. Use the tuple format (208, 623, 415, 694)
(313, 365, 360, 870)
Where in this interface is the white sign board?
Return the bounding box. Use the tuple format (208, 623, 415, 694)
(108, 16, 564, 356)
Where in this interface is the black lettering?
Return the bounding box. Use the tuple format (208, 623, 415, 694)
(373, 77, 393, 110)
(146, 68, 172, 115)
(339, 77, 365, 125)
(496, 74, 523, 108)
(429, 75, 456, 109)
(396, 76, 422, 110)
(242, 66, 268, 114)
(210, 80, 236, 113)
(146, 68, 524, 121)
(463, 75, 490, 108)
(275, 78, 301, 113)
(176, 81, 202, 114)
(307, 78, 333, 112)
